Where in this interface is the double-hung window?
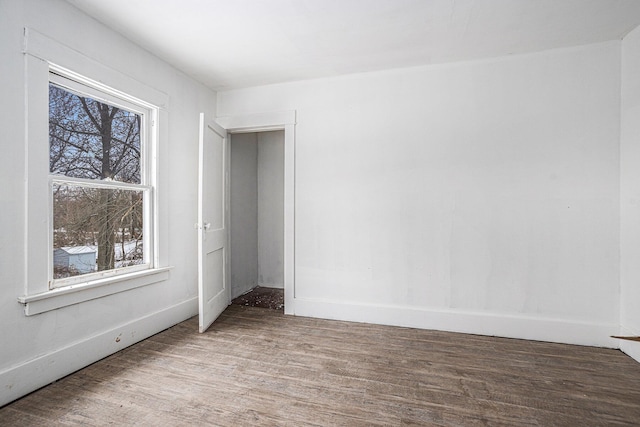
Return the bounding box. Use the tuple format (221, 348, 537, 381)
(20, 30, 169, 316)
(48, 70, 155, 288)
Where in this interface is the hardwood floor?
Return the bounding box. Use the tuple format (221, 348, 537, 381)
(2, 305, 640, 426)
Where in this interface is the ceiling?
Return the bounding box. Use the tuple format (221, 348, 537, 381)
(66, 0, 640, 91)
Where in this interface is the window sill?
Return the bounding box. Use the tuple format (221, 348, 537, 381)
(17, 267, 172, 316)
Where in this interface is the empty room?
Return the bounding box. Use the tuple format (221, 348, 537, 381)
(2, 0, 640, 424)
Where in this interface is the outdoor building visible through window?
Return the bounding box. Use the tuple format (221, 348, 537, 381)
(49, 76, 151, 283)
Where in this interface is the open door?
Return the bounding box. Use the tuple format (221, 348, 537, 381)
(197, 113, 229, 333)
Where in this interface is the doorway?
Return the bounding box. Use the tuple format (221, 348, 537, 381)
(216, 110, 296, 315)
(229, 130, 285, 309)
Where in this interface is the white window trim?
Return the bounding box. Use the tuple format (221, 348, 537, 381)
(17, 267, 172, 316)
(20, 28, 171, 315)
(48, 70, 155, 289)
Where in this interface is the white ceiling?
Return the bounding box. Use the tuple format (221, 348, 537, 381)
(66, 0, 640, 91)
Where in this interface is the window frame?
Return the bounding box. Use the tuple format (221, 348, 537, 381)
(47, 69, 155, 289)
(19, 28, 171, 316)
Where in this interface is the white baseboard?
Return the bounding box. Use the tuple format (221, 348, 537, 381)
(0, 297, 198, 407)
(290, 297, 620, 349)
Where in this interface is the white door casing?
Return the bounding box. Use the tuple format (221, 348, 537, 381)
(216, 111, 296, 315)
(197, 113, 230, 333)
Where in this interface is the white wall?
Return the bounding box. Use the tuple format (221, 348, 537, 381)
(230, 133, 258, 298)
(257, 131, 285, 288)
(218, 42, 622, 348)
(0, 0, 216, 406)
(621, 25, 640, 363)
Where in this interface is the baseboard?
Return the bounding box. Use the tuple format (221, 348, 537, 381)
(618, 325, 640, 363)
(0, 297, 198, 407)
(291, 297, 620, 349)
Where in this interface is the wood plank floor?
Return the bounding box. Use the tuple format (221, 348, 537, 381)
(2, 305, 640, 426)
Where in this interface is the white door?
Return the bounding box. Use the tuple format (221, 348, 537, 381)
(197, 113, 229, 333)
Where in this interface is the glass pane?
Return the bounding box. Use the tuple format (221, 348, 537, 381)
(53, 183, 144, 279)
(49, 84, 141, 184)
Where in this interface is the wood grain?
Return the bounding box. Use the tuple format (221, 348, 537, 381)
(2, 305, 640, 426)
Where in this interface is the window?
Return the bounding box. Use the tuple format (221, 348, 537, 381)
(48, 70, 154, 288)
(19, 31, 170, 315)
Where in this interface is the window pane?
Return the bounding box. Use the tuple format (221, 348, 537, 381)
(49, 84, 141, 184)
(53, 183, 145, 279)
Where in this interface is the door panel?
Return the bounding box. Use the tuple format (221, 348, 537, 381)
(206, 248, 224, 298)
(205, 129, 225, 230)
(198, 113, 229, 333)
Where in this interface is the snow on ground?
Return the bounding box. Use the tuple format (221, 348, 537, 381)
(84, 240, 143, 267)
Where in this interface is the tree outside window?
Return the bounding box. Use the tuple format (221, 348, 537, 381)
(49, 76, 150, 282)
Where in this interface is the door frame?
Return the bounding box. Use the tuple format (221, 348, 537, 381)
(217, 111, 296, 315)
